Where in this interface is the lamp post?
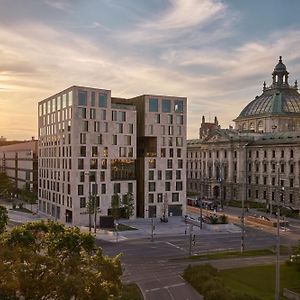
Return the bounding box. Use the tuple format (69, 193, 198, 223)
(275, 163, 281, 300)
(198, 195, 203, 230)
(241, 143, 248, 253)
(84, 172, 92, 232)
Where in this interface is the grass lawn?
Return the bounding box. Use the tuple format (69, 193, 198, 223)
(121, 283, 143, 300)
(219, 264, 300, 299)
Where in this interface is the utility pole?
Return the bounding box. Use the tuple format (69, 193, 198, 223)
(198, 195, 203, 230)
(275, 163, 281, 300)
(188, 224, 193, 256)
(151, 218, 154, 242)
(93, 192, 97, 234)
(241, 143, 248, 253)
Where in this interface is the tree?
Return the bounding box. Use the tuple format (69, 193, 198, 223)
(0, 172, 14, 198)
(122, 192, 135, 219)
(111, 193, 121, 221)
(0, 220, 123, 299)
(20, 186, 37, 211)
(0, 205, 8, 234)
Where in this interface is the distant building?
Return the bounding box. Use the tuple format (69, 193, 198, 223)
(0, 139, 38, 194)
(38, 86, 187, 225)
(187, 57, 300, 211)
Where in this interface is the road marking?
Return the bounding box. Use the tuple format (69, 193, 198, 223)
(145, 282, 186, 293)
(166, 241, 186, 252)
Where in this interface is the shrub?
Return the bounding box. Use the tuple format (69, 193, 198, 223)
(219, 214, 228, 224)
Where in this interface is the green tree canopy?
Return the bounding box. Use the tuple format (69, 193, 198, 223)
(122, 192, 134, 219)
(0, 220, 123, 299)
(0, 172, 14, 197)
(111, 194, 121, 220)
(0, 205, 8, 234)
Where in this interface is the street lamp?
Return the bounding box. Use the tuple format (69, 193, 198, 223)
(275, 163, 281, 300)
(241, 143, 249, 253)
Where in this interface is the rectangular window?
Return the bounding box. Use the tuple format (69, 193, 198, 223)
(101, 159, 107, 169)
(165, 170, 172, 180)
(155, 114, 160, 123)
(128, 183, 133, 193)
(90, 159, 98, 169)
(91, 91, 95, 106)
(80, 146, 86, 157)
(94, 121, 100, 132)
(100, 110, 106, 120)
(125, 135, 131, 145)
(157, 193, 163, 203)
(128, 147, 133, 157)
(172, 193, 179, 202)
(128, 124, 134, 134)
(99, 94, 107, 108)
(165, 182, 171, 191)
(167, 159, 172, 169)
(82, 120, 89, 132)
(91, 146, 98, 157)
(100, 171, 105, 181)
(119, 111, 126, 122)
(177, 149, 182, 158)
(112, 111, 117, 121)
(78, 90, 87, 106)
(80, 197, 86, 208)
(149, 98, 158, 112)
(148, 194, 154, 203)
(117, 123, 123, 133)
(90, 108, 96, 119)
(176, 182, 183, 191)
(168, 115, 173, 124)
(78, 185, 84, 196)
(119, 147, 126, 157)
(80, 133, 86, 144)
(148, 182, 156, 192)
(149, 171, 154, 180)
(114, 183, 121, 194)
(158, 170, 162, 180)
(112, 135, 118, 145)
(97, 134, 102, 145)
(78, 107, 86, 119)
(101, 184, 106, 194)
(176, 170, 181, 180)
(178, 160, 183, 169)
(174, 100, 183, 113)
(176, 115, 183, 125)
(149, 159, 156, 169)
(162, 99, 171, 112)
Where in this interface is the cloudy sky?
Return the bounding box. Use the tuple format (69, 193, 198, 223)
(1, 0, 300, 140)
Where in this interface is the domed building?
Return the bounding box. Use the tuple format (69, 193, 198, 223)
(187, 57, 300, 212)
(234, 56, 300, 133)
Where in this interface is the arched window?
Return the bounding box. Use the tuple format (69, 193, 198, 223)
(249, 123, 255, 131)
(257, 121, 263, 132)
(242, 123, 247, 130)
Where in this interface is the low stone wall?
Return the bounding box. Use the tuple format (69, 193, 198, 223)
(283, 288, 300, 300)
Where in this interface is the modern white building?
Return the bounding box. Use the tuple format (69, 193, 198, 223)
(38, 86, 187, 225)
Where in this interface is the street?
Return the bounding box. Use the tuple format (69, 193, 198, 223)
(97, 224, 295, 300)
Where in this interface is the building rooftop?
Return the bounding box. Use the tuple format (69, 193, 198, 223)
(236, 57, 300, 119)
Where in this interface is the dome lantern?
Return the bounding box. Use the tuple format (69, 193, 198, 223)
(272, 56, 289, 86)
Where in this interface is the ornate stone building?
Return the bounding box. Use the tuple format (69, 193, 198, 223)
(187, 57, 300, 210)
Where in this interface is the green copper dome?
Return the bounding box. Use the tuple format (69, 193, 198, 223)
(238, 57, 300, 118)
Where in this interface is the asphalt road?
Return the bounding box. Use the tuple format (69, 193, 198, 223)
(97, 226, 294, 300)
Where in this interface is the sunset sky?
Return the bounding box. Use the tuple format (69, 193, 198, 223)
(1, 0, 300, 140)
